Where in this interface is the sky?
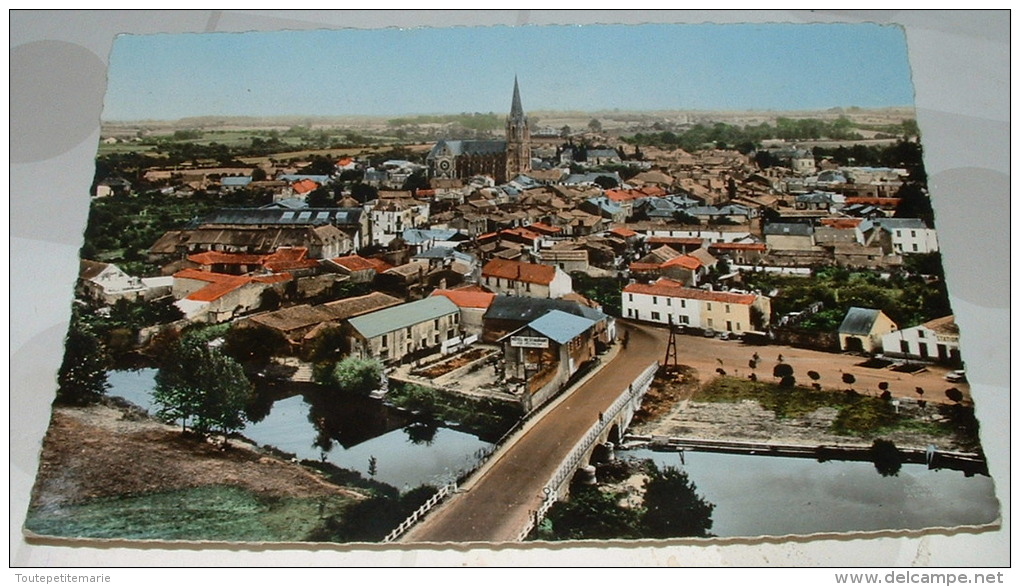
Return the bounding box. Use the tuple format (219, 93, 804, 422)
(103, 22, 916, 121)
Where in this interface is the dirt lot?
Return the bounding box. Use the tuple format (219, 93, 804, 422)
(29, 400, 364, 511)
(629, 364, 980, 453)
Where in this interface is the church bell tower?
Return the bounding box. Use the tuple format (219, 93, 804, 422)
(505, 77, 531, 179)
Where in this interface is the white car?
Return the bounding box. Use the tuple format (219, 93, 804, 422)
(944, 370, 967, 383)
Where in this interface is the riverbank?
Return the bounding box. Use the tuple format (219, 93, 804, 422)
(628, 367, 982, 454)
(25, 398, 369, 542)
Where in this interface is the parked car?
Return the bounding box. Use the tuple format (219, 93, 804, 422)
(703, 328, 716, 338)
(717, 332, 732, 341)
(945, 370, 967, 383)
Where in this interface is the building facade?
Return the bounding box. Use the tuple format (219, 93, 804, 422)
(426, 78, 531, 184)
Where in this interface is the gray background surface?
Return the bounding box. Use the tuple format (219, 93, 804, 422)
(9, 10, 1010, 567)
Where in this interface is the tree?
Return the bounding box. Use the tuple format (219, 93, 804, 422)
(588, 118, 603, 133)
(640, 463, 714, 538)
(222, 323, 288, 373)
(945, 387, 964, 404)
(327, 356, 384, 396)
(870, 439, 903, 477)
(542, 484, 641, 541)
(153, 336, 254, 437)
(55, 313, 109, 406)
(773, 363, 794, 379)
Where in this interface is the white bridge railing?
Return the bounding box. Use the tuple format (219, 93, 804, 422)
(516, 361, 659, 541)
(382, 482, 458, 543)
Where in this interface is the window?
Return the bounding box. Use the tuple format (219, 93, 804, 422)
(707, 302, 712, 311)
(381, 335, 388, 347)
(652, 296, 658, 305)
(651, 312, 661, 321)
(667, 298, 672, 306)
(680, 300, 686, 308)
(725, 304, 731, 313)
(628, 293, 633, 302)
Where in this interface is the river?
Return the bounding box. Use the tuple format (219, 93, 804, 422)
(620, 448, 999, 538)
(106, 369, 492, 491)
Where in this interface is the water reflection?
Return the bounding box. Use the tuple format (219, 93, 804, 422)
(621, 448, 999, 538)
(106, 369, 492, 489)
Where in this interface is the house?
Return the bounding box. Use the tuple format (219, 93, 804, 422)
(171, 269, 291, 323)
(880, 315, 962, 365)
(837, 307, 898, 354)
(481, 295, 614, 346)
(150, 225, 351, 264)
(368, 198, 430, 245)
(764, 222, 817, 251)
(537, 247, 590, 274)
(706, 242, 768, 266)
(347, 296, 461, 364)
(500, 309, 599, 411)
(77, 260, 172, 305)
(481, 258, 573, 299)
(243, 291, 402, 350)
(622, 279, 771, 334)
(430, 286, 497, 335)
(323, 254, 393, 282)
(866, 218, 939, 255)
(94, 177, 132, 197)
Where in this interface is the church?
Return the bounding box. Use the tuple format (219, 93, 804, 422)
(426, 77, 531, 185)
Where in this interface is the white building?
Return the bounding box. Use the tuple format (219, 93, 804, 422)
(868, 218, 939, 254)
(481, 259, 573, 299)
(881, 315, 962, 364)
(622, 278, 771, 334)
(367, 199, 430, 245)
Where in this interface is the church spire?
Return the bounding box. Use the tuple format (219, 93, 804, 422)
(509, 76, 525, 121)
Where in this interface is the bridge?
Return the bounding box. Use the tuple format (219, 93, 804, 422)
(396, 321, 667, 544)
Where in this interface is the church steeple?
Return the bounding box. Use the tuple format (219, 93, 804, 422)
(510, 76, 525, 121)
(505, 76, 531, 179)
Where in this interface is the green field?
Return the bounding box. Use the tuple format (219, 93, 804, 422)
(25, 485, 356, 543)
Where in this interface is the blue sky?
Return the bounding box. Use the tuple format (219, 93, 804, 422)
(103, 22, 915, 121)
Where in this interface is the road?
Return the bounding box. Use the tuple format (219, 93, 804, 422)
(400, 321, 667, 544)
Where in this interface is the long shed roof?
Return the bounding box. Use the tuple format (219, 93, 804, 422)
(348, 296, 458, 339)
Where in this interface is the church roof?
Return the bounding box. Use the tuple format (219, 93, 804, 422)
(510, 76, 526, 121)
(430, 139, 508, 158)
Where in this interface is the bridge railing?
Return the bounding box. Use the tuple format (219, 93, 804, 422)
(382, 481, 458, 543)
(517, 361, 659, 540)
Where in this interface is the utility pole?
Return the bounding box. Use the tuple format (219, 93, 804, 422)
(663, 315, 679, 368)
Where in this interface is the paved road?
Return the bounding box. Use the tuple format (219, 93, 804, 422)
(401, 321, 667, 544)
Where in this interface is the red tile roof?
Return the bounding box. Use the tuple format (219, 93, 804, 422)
(431, 288, 496, 309)
(527, 222, 563, 235)
(661, 255, 703, 271)
(628, 262, 662, 273)
(502, 226, 542, 242)
(609, 227, 638, 238)
(819, 218, 864, 229)
(330, 255, 383, 273)
(291, 178, 320, 195)
(624, 279, 757, 305)
(175, 269, 290, 302)
(262, 247, 319, 271)
(482, 258, 557, 285)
